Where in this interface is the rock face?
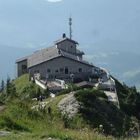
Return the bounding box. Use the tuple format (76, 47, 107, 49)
(58, 92, 79, 118)
(0, 131, 10, 136)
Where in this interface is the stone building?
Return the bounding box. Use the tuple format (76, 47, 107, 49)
(16, 34, 95, 81)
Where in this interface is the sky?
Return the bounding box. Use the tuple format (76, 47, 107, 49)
(0, 0, 140, 87)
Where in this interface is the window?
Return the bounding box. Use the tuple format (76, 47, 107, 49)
(65, 67, 69, 74)
(55, 69, 59, 73)
(71, 46, 73, 48)
(34, 70, 39, 73)
(49, 75, 53, 79)
(22, 65, 27, 70)
(47, 69, 51, 73)
(79, 68, 82, 73)
(22, 65, 27, 74)
(60, 68, 64, 73)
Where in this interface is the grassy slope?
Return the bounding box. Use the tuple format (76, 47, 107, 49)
(0, 75, 139, 140)
(13, 74, 30, 93)
(0, 74, 113, 140)
(0, 98, 110, 140)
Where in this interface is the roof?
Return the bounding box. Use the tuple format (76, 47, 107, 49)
(27, 46, 94, 68)
(28, 46, 60, 68)
(76, 49, 85, 55)
(16, 56, 28, 63)
(76, 81, 95, 88)
(60, 50, 93, 67)
(16, 36, 94, 68)
(54, 37, 79, 45)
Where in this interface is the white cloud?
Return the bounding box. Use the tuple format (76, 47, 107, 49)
(45, 0, 63, 2)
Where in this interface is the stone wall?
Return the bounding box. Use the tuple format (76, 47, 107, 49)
(57, 40, 76, 54)
(17, 60, 28, 77)
(29, 57, 93, 80)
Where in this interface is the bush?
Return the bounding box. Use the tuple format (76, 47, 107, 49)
(62, 113, 71, 128)
(58, 83, 80, 95)
(75, 89, 125, 136)
(0, 116, 29, 131)
(27, 110, 44, 120)
(114, 77, 140, 120)
(20, 83, 37, 99)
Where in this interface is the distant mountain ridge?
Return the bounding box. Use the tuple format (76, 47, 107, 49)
(0, 45, 34, 80)
(82, 40, 140, 89)
(0, 40, 140, 90)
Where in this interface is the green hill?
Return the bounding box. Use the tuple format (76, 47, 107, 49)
(0, 74, 140, 140)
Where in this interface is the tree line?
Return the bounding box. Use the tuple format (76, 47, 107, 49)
(0, 77, 17, 102)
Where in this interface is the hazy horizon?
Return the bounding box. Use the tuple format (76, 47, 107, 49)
(0, 0, 140, 89)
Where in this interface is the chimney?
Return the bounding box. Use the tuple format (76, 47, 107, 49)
(62, 33, 66, 38)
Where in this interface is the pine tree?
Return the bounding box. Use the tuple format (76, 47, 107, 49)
(9, 83, 17, 99)
(0, 80, 5, 93)
(6, 77, 17, 99)
(6, 76, 11, 97)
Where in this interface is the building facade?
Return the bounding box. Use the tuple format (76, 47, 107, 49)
(16, 34, 95, 81)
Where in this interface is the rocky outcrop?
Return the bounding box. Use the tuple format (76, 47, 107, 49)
(58, 92, 79, 118)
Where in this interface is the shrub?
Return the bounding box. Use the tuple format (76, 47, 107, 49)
(75, 89, 125, 136)
(0, 116, 29, 131)
(58, 83, 80, 95)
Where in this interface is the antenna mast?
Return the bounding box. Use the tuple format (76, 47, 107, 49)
(69, 17, 72, 39)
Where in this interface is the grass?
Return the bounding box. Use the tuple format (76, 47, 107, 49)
(0, 74, 140, 140)
(0, 93, 114, 140)
(13, 74, 30, 93)
(0, 132, 108, 140)
(0, 89, 111, 140)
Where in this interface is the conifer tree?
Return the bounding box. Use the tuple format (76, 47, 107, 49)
(6, 76, 11, 97)
(9, 83, 17, 99)
(0, 80, 5, 93)
(6, 77, 17, 99)
(1, 80, 5, 91)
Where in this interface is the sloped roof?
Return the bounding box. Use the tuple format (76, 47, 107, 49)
(76, 49, 85, 55)
(16, 37, 93, 68)
(60, 50, 93, 66)
(76, 81, 95, 88)
(16, 56, 28, 63)
(28, 46, 60, 68)
(28, 46, 93, 68)
(54, 37, 78, 45)
(27, 46, 93, 68)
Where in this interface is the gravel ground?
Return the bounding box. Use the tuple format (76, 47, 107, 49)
(58, 92, 79, 118)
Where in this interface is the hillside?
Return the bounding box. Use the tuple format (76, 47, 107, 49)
(0, 74, 140, 139)
(0, 45, 34, 81)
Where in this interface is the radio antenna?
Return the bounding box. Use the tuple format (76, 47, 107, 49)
(69, 17, 72, 39)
